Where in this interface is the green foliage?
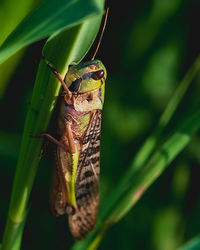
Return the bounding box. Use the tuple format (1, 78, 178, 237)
(0, 0, 104, 249)
(0, 0, 39, 98)
(1, 0, 200, 250)
(0, 0, 103, 64)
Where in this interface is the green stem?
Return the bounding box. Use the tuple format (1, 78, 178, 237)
(1, 7, 104, 248)
(2, 59, 59, 250)
(130, 55, 200, 171)
(72, 106, 200, 250)
(106, 109, 200, 224)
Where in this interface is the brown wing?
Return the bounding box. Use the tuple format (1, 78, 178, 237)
(68, 110, 102, 240)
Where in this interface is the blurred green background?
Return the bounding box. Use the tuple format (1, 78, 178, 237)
(1, 0, 200, 249)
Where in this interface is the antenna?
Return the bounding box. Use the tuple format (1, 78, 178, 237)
(91, 7, 109, 60)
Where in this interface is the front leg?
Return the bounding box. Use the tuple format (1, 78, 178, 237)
(44, 60, 72, 102)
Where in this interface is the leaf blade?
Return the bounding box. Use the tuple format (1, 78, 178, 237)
(1, 1, 105, 248)
(0, 0, 103, 64)
(71, 106, 200, 249)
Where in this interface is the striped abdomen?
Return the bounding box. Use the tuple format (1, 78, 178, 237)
(69, 110, 101, 240)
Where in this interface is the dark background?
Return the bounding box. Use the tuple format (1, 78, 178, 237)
(1, 0, 200, 249)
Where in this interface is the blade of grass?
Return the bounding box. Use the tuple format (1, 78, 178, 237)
(0, 0, 38, 99)
(130, 55, 200, 172)
(1, 1, 105, 249)
(94, 55, 200, 233)
(72, 105, 200, 250)
(0, 0, 103, 64)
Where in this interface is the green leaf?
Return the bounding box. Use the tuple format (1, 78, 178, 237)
(42, 13, 103, 71)
(1, 0, 105, 249)
(0, 0, 103, 64)
(0, 0, 37, 98)
(71, 106, 200, 249)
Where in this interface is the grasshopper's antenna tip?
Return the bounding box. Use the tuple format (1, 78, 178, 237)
(91, 8, 109, 60)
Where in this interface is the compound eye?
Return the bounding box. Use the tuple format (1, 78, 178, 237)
(91, 70, 104, 80)
(68, 78, 82, 92)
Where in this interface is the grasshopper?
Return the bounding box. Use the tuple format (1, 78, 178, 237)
(34, 10, 108, 240)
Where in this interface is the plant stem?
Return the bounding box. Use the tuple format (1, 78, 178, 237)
(131, 55, 200, 172)
(72, 106, 200, 250)
(1, 6, 104, 247)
